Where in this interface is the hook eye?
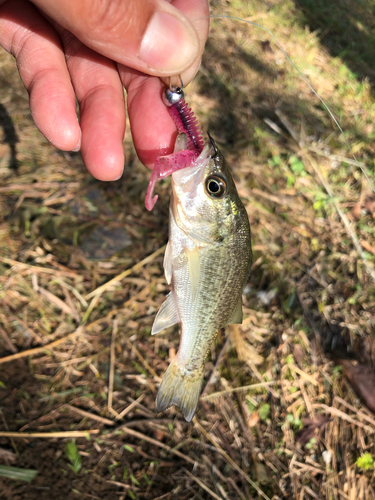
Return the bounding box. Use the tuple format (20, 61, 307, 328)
(169, 74, 184, 90)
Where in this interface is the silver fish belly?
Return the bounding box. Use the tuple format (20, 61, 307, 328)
(151, 135, 252, 422)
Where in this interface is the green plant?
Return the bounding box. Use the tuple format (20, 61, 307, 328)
(356, 453, 374, 471)
(305, 437, 317, 450)
(258, 403, 271, 421)
(65, 441, 82, 474)
(286, 413, 303, 430)
(0, 465, 38, 482)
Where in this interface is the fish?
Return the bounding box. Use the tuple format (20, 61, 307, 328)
(151, 132, 252, 422)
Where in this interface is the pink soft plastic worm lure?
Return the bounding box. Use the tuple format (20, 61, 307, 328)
(145, 86, 204, 211)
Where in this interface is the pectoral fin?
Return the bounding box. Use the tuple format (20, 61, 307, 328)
(186, 247, 200, 300)
(163, 240, 172, 285)
(151, 292, 179, 335)
(226, 296, 243, 325)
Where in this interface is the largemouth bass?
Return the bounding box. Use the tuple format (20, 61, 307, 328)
(152, 133, 252, 422)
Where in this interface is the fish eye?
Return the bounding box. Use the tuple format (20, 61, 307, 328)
(205, 175, 227, 198)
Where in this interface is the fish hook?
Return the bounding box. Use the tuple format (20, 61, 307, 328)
(169, 74, 184, 91)
(207, 131, 218, 158)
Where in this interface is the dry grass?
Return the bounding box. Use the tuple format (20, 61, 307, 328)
(1, 0, 375, 498)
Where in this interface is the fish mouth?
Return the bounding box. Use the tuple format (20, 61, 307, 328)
(171, 141, 213, 192)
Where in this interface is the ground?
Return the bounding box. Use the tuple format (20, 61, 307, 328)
(1, 0, 375, 499)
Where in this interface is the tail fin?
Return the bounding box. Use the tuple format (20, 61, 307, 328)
(156, 359, 204, 422)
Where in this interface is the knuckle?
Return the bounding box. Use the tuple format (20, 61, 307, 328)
(86, 0, 138, 35)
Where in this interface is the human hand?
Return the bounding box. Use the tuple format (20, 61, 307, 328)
(0, 0, 209, 180)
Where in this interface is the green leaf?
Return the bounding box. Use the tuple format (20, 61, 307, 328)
(356, 453, 374, 470)
(305, 437, 317, 450)
(130, 474, 140, 486)
(65, 441, 82, 474)
(289, 155, 305, 175)
(123, 466, 128, 481)
(142, 472, 152, 486)
(0, 465, 38, 482)
(285, 355, 294, 365)
(269, 155, 281, 166)
(258, 403, 271, 421)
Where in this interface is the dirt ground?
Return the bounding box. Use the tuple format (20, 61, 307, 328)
(1, 1, 375, 499)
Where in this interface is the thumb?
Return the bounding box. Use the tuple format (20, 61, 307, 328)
(31, 0, 202, 76)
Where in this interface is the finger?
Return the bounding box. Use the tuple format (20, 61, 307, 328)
(30, 0, 203, 77)
(0, 0, 81, 151)
(57, 28, 126, 181)
(121, 69, 178, 169)
(161, 0, 210, 87)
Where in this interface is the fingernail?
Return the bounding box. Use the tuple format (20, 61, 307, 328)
(113, 170, 123, 181)
(72, 130, 82, 152)
(139, 11, 199, 73)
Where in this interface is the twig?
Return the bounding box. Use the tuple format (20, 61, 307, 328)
(126, 339, 161, 382)
(301, 150, 375, 284)
(275, 107, 300, 144)
(201, 336, 230, 397)
(276, 106, 375, 283)
(0, 430, 99, 439)
(64, 405, 114, 426)
(85, 245, 166, 300)
(334, 396, 375, 428)
(119, 427, 198, 466)
(91, 473, 139, 491)
(289, 364, 318, 386)
(81, 293, 101, 324)
(85, 278, 159, 331)
(0, 328, 83, 365)
(38, 286, 78, 319)
(201, 381, 278, 400)
(314, 404, 375, 434)
(108, 319, 118, 417)
(115, 394, 145, 420)
(0, 326, 17, 353)
(194, 418, 271, 500)
(0, 257, 77, 277)
(183, 468, 224, 500)
(56, 278, 88, 308)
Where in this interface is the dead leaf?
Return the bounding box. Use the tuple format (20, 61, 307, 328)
(0, 448, 16, 463)
(360, 240, 375, 255)
(365, 196, 375, 215)
(350, 203, 362, 220)
(295, 414, 331, 446)
(248, 410, 260, 428)
(337, 358, 375, 414)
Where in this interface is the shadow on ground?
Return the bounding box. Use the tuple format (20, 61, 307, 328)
(294, 0, 375, 84)
(0, 102, 18, 170)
